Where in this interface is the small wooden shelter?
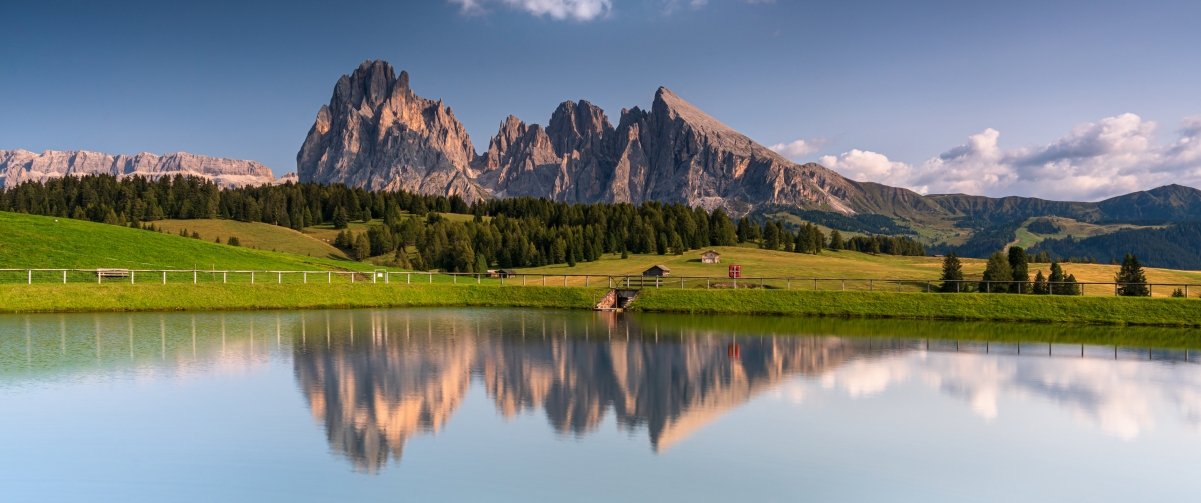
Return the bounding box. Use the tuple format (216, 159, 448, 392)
(643, 265, 671, 277)
(700, 250, 721, 264)
(491, 269, 518, 279)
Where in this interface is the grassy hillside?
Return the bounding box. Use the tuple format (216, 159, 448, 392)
(1010, 217, 1159, 250)
(0, 211, 375, 271)
(513, 246, 1201, 297)
(155, 219, 349, 259)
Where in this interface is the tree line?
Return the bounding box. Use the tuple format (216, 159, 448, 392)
(0, 174, 924, 272)
(937, 246, 1150, 296)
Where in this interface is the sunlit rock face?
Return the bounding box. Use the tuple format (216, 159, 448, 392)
(296, 60, 487, 202)
(298, 60, 927, 217)
(0, 149, 277, 189)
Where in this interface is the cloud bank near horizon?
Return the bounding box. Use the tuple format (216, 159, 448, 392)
(771, 113, 1201, 202)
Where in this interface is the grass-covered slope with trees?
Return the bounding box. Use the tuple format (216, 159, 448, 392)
(1029, 222, 1201, 269)
(0, 212, 368, 271)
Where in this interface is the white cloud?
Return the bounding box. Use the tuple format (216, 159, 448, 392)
(450, 0, 612, 21)
(819, 113, 1201, 200)
(768, 138, 829, 159)
(818, 149, 919, 190)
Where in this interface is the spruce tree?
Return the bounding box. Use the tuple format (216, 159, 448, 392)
(763, 222, 780, 250)
(353, 233, 370, 261)
(1064, 274, 1081, 296)
(1116, 253, 1149, 296)
(1048, 262, 1066, 295)
(1032, 270, 1048, 294)
(939, 252, 964, 292)
(333, 206, 349, 229)
(829, 229, 843, 250)
(476, 252, 490, 273)
(980, 252, 1013, 293)
(657, 232, 668, 255)
(1008, 246, 1029, 293)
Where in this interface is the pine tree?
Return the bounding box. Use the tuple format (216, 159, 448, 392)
(227, 236, 241, 247)
(475, 252, 489, 273)
(1008, 246, 1029, 293)
(980, 252, 1013, 293)
(1031, 270, 1048, 294)
(1064, 273, 1081, 296)
(1048, 262, 1066, 295)
(333, 206, 349, 229)
(939, 252, 964, 292)
(657, 232, 668, 255)
(762, 222, 780, 250)
(1116, 253, 1149, 296)
(736, 217, 751, 243)
(353, 233, 371, 261)
(828, 229, 843, 250)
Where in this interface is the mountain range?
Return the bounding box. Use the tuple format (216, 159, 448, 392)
(0, 149, 285, 189)
(296, 60, 1201, 228)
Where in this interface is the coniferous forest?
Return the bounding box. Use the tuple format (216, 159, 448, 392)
(0, 174, 923, 272)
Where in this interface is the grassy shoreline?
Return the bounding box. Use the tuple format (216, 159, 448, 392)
(2, 283, 1200, 328)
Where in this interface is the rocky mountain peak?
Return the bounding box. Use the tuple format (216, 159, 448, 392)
(546, 100, 614, 158)
(297, 60, 485, 201)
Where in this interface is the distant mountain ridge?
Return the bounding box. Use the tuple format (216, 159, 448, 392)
(297, 60, 1201, 225)
(0, 149, 281, 189)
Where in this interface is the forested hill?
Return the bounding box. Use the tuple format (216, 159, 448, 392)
(1028, 222, 1201, 270)
(926, 184, 1201, 225)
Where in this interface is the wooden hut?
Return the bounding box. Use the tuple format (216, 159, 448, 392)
(700, 250, 721, 264)
(642, 265, 671, 277)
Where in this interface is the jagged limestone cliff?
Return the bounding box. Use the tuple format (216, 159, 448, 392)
(0, 149, 278, 189)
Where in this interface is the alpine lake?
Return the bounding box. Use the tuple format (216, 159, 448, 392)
(2, 308, 1199, 502)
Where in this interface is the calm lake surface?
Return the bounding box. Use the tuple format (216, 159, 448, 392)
(2, 308, 1199, 502)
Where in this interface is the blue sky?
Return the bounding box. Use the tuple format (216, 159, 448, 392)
(2, 0, 1199, 200)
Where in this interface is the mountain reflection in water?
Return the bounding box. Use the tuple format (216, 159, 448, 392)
(289, 310, 1201, 473)
(292, 310, 890, 472)
(3, 309, 1199, 481)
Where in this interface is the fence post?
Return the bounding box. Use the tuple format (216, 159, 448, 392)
(278, 272, 282, 284)
(898, 281, 901, 292)
(98, 270, 101, 284)
(28, 269, 31, 284)
(163, 271, 166, 284)
(223, 272, 226, 283)
(329, 272, 332, 284)
(787, 278, 790, 290)
(524, 275, 527, 286)
(193, 271, 197, 284)
(680, 277, 683, 288)
(303, 272, 307, 284)
(707, 278, 710, 289)
(454, 274, 457, 284)
(351, 273, 354, 284)
(1187, 285, 1190, 298)
(131, 271, 135, 284)
(408, 273, 412, 284)
(251, 272, 254, 284)
(479, 274, 482, 285)
(544, 275, 547, 286)
(956, 281, 960, 293)
(564, 276, 567, 287)
(1149, 284, 1152, 297)
(842, 280, 845, 291)
(63, 270, 67, 284)
(428, 273, 432, 284)
(1115, 283, 1118, 296)
(870, 279, 873, 292)
(813, 279, 817, 290)
(927, 281, 930, 293)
